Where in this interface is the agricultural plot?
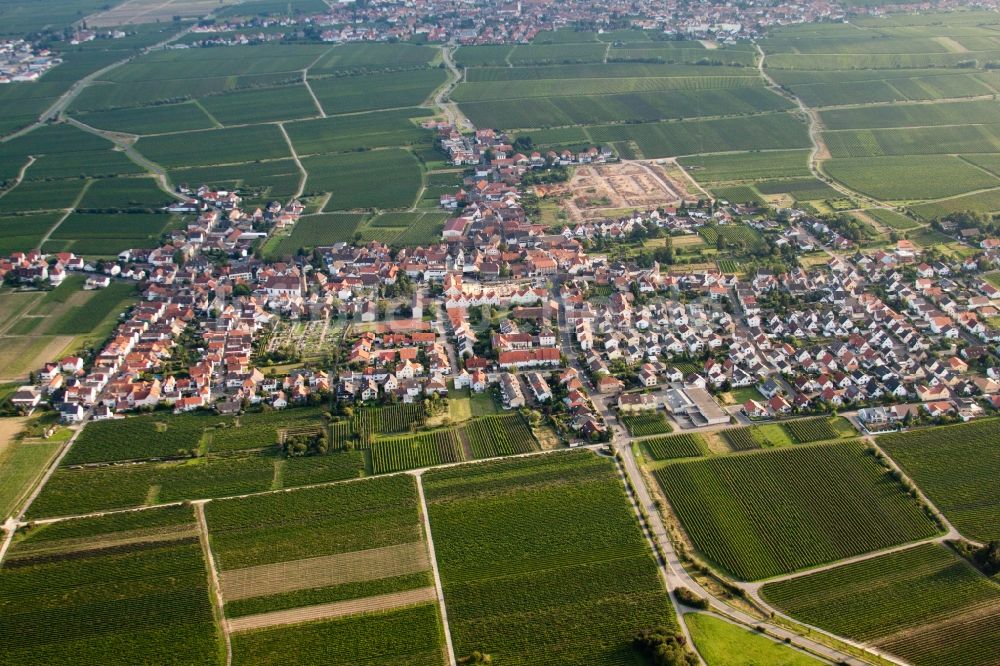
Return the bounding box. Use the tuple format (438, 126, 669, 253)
(424, 451, 676, 665)
(461, 413, 538, 458)
(76, 177, 171, 210)
(230, 604, 445, 666)
(458, 87, 792, 129)
(783, 417, 843, 444)
(878, 419, 1000, 542)
(824, 156, 1000, 200)
(0, 178, 87, 213)
(307, 69, 447, 116)
(267, 213, 368, 256)
(865, 208, 921, 230)
(198, 84, 319, 126)
(588, 113, 810, 159)
(355, 403, 426, 436)
(136, 125, 291, 168)
(301, 149, 422, 211)
(309, 42, 438, 73)
(721, 427, 760, 452)
(0, 439, 62, 520)
(678, 150, 811, 184)
(711, 185, 764, 206)
(170, 160, 301, 204)
(285, 108, 433, 156)
(370, 430, 464, 474)
(47, 212, 178, 255)
(819, 100, 1000, 131)
(621, 410, 673, 436)
(911, 188, 1000, 220)
(755, 178, 840, 202)
(655, 441, 941, 580)
(0, 212, 61, 254)
(205, 475, 434, 621)
(699, 223, 765, 251)
(0, 506, 222, 665)
(642, 433, 707, 461)
(762, 543, 1000, 666)
(72, 102, 217, 135)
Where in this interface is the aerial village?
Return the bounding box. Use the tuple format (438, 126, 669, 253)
(3, 98, 1000, 445)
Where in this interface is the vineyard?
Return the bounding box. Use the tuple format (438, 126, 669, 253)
(878, 419, 1000, 541)
(720, 427, 760, 451)
(0, 506, 222, 665)
(230, 604, 445, 666)
(62, 412, 213, 464)
(762, 543, 1000, 666)
(621, 411, 673, 437)
(355, 403, 425, 436)
(784, 417, 839, 443)
(370, 430, 464, 474)
(424, 451, 675, 665)
(461, 413, 538, 458)
(643, 433, 707, 461)
(654, 441, 941, 580)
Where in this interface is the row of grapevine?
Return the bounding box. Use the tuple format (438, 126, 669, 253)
(371, 431, 464, 474)
(621, 411, 673, 437)
(784, 417, 838, 444)
(643, 433, 706, 461)
(721, 427, 759, 451)
(356, 403, 425, 436)
(461, 414, 538, 459)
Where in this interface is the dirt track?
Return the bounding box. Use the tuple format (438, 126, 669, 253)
(227, 586, 437, 632)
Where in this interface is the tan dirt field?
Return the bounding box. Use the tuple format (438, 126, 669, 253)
(0, 335, 75, 382)
(219, 541, 430, 601)
(227, 587, 438, 633)
(544, 161, 698, 222)
(0, 417, 28, 456)
(87, 0, 241, 26)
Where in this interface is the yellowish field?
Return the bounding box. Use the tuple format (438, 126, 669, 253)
(87, 0, 242, 26)
(0, 336, 75, 381)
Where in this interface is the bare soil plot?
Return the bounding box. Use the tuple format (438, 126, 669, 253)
(219, 541, 430, 601)
(546, 161, 697, 222)
(0, 335, 74, 381)
(87, 0, 241, 26)
(227, 586, 437, 632)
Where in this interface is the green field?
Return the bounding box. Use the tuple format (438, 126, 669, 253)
(679, 150, 811, 184)
(136, 125, 291, 168)
(302, 149, 422, 211)
(655, 441, 940, 580)
(0, 506, 223, 665)
(268, 213, 368, 256)
(199, 84, 319, 125)
(685, 613, 823, 666)
(308, 69, 446, 116)
(0, 179, 86, 213)
(460, 413, 538, 458)
(285, 108, 433, 155)
(878, 419, 1000, 542)
(621, 410, 673, 436)
(73, 102, 217, 135)
(642, 433, 707, 461)
(0, 440, 62, 520)
(762, 543, 1000, 666)
(425, 451, 676, 665)
(824, 156, 1000, 200)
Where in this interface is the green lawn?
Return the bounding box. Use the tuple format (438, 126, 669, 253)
(685, 613, 824, 666)
(0, 440, 62, 519)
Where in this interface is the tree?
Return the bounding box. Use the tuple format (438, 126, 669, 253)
(633, 627, 698, 666)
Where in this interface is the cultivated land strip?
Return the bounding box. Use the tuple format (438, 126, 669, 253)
(227, 587, 438, 632)
(219, 541, 430, 600)
(413, 471, 457, 666)
(196, 500, 233, 666)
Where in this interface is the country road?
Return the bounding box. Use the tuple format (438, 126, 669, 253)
(435, 45, 473, 131)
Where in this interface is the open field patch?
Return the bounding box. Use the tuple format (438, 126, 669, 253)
(301, 149, 421, 211)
